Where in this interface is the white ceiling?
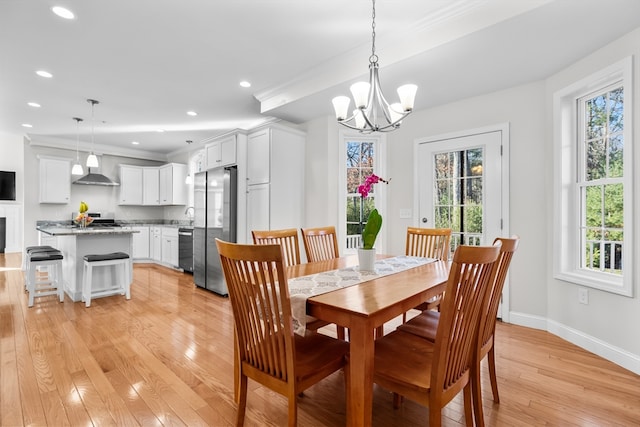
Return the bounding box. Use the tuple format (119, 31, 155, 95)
(2, 0, 640, 159)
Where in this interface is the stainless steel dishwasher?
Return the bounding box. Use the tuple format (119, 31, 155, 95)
(178, 227, 194, 273)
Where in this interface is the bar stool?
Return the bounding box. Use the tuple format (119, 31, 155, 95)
(24, 245, 60, 291)
(23, 245, 56, 280)
(82, 252, 131, 307)
(27, 250, 64, 307)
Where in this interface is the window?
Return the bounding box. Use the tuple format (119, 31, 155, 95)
(554, 57, 633, 296)
(338, 132, 386, 253)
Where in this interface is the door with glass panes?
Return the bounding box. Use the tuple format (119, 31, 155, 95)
(417, 129, 506, 314)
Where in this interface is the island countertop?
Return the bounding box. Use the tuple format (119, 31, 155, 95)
(37, 226, 140, 236)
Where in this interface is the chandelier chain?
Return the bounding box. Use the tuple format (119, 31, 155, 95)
(370, 0, 377, 63)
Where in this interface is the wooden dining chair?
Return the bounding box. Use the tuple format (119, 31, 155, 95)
(301, 226, 340, 262)
(405, 227, 452, 316)
(252, 227, 342, 338)
(397, 236, 520, 427)
(299, 225, 346, 340)
(216, 239, 349, 427)
(373, 243, 501, 427)
(252, 228, 301, 267)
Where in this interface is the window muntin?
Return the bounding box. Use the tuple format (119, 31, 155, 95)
(346, 140, 376, 249)
(578, 85, 624, 276)
(434, 148, 484, 249)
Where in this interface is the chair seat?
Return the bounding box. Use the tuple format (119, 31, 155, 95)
(30, 252, 64, 262)
(374, 329, 436, 393)
(83, 252, 130, 262)
(294, 332, 349, 386)
(26, 245, 56, 253)
(397, 310, 440, 342)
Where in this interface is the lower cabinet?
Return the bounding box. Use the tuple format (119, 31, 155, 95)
(131, 226, 150, 259)
(151, 227, 162, 262)
(161, 227, 179, 267)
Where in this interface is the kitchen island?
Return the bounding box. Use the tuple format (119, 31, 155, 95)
(37, 226, 138, 302)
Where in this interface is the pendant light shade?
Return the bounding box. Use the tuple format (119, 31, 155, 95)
(72, 117, 84, 175)
(86, 99, 100, 168)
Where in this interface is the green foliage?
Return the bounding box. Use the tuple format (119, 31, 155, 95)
(362, 209, 382, 249)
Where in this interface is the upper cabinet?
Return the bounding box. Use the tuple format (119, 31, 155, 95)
(159, 163, 187, 205)
(205, 134, 237, 170)
(119, 163, 186, 206)
(142, 167, 160, 205)
(39, 156, 71, 204)
(119, 165, 143, 205)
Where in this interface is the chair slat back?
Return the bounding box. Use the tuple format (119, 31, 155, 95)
(216, 239, 294, 384)
(252, 228, 301, 267)
(432, 243, 500, 393)
(301, 226, 340, 262)
(479, 236, 520, 350)
(406, 227, 452, 261)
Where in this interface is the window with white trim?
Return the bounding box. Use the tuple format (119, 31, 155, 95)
(554, 57, 633, 296)
(338, 131, 386, 254)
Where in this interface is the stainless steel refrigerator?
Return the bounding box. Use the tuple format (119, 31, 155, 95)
(193, 166, 237, 296)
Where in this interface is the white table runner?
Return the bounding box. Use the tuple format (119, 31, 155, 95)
(289, 255, 436, 336)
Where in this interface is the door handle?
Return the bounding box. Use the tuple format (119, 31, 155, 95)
(422, 217, 428, 223)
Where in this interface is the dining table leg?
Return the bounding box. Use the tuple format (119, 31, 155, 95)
(347, 319, 375, 426)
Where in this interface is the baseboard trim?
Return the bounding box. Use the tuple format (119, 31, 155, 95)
(508, 311, 640, 375)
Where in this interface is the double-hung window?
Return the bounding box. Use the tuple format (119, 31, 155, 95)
(554, 57, 633, 296)
(338, 131, 386, 254)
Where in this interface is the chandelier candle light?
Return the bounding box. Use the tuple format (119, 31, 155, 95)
(332, 0, 417, 133)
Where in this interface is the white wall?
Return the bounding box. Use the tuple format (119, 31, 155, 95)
(544, 28, 640, 370)
(301, 28, 640, 374)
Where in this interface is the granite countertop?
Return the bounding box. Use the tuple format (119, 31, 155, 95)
(37, 226, 140, 236)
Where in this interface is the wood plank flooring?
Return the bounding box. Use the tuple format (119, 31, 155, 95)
(2, 252, 639, 426)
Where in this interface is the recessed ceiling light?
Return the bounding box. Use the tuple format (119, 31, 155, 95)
(239, 81, 251, 88)
(156, 129, 165, 133)
(51, 6, 75, 19)
(36, 70, 53, 78)
(131, 141, 140, 145)
(187, 111, 197, 116)
(27, 102, 41, 108)
(22, 123, 33, 128)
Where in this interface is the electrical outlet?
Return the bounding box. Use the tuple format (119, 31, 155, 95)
(399, 209, 412, 219)
(578, 288, 589, 305)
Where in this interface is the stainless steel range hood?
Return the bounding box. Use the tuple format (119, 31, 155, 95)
(73, 169, 120, 186)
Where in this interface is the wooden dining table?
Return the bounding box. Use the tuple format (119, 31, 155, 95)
(286, 255, 450, 427)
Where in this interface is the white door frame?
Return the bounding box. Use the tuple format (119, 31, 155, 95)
(413, 123, 511, 322)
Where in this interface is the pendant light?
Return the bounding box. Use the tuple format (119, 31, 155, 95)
(332, 0, 417, 133)
(86, 98, 99, 168)
(71, 117, 84, 175)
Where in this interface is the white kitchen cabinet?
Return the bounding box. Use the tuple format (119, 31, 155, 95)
(150, 227, 162, 262)
(161, 227, 179, 267)
(245, 126, 305, 242)
(131, 226, 150, 260)
(142, 167, 160, 205)
(39, 156, 71, 204)
(159, 163, 187, 205)
(205, 134, 237, 170)
(119, 165, 143, 205)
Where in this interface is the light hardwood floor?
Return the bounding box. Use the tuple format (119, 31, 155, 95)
(2, 252, 639, 426)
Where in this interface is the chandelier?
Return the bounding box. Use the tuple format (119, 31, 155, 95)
(332, 0, 417, 133)
(71, 117, 84, 175)
(86, 99, 99, 168)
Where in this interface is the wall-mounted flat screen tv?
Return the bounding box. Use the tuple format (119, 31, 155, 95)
(0, 171, 16, 201)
